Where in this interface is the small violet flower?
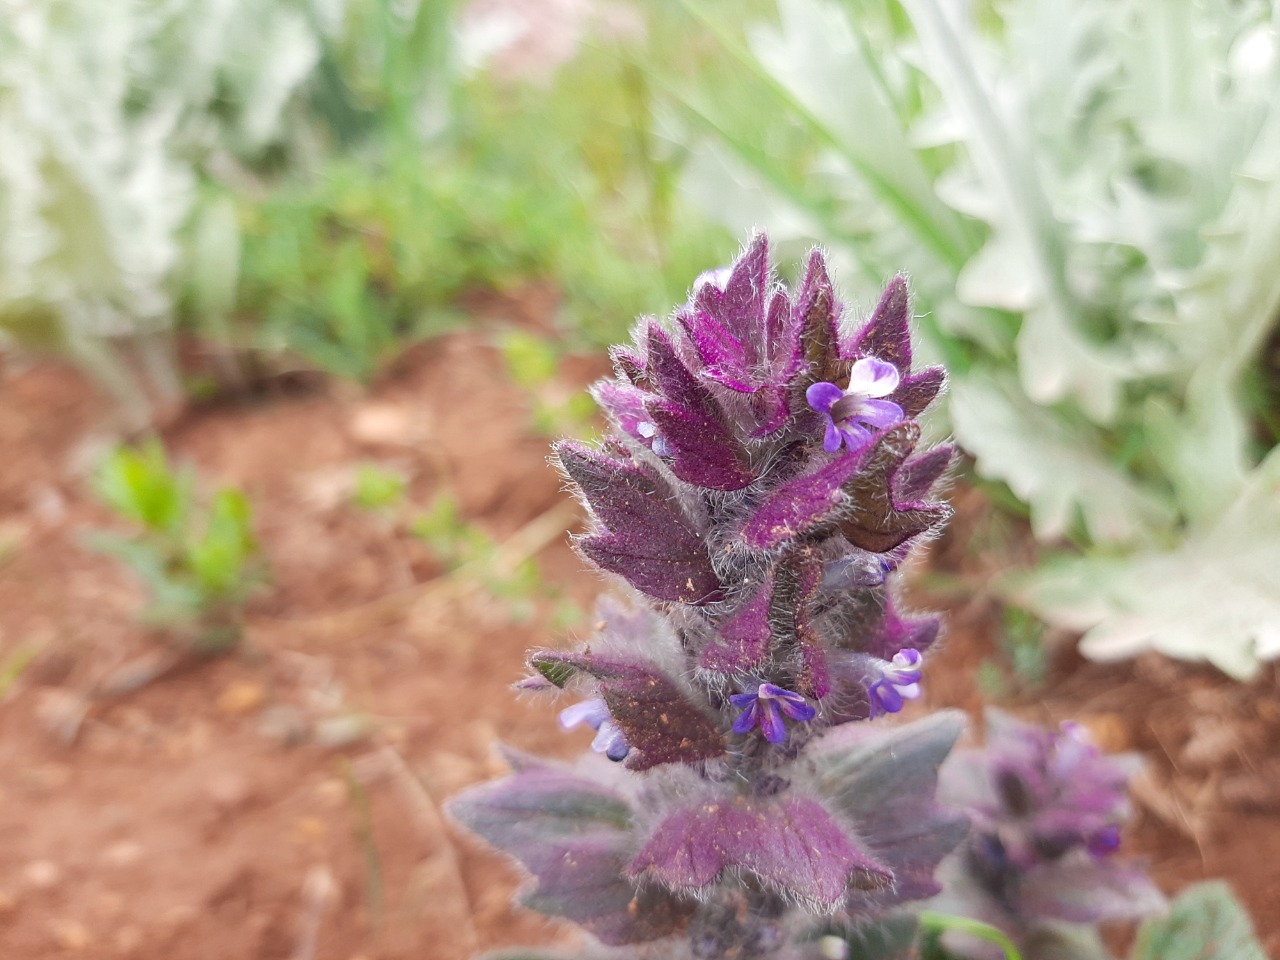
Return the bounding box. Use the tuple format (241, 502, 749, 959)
(1086, 824, 1122, 858)
(868, 648, 924, 717)
(730, 683, 817, 744)
(806, 356, 904, 453)
(559, 698, 630, 762)
(635, 420, 674, 458)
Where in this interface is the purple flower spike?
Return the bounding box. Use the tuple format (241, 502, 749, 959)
(730, 683, 817, 744)
(560, 698, 631, 762)
(868, 648, 924, 717)
(452, 242, 973, 953)
(807, 356, 904, 453)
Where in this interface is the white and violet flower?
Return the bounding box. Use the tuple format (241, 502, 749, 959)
(806, 356, 904, 453)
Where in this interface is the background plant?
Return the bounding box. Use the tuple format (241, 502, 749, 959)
(233, 0, 733, 380)
(661, 0, 1280, 679)
(0, 0, 324, 422)
(1, 0, 733, 412)
(91, 442, 264, 652)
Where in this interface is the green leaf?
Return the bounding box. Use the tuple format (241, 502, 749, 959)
(530, 656, 577, 690)
(950, 374, 1175, 546)
(95, 443, 190, 536)
(918, 911, 1022, 960)
(1130, 882, 1266, 960)
(352, 464, 407, 512)
(185, 489, 257, 596)
(82, 531, 171, 592)
(500, 331, 560, 390)
(673, 0, 978, 273)
(1015, 448, 1280, 679)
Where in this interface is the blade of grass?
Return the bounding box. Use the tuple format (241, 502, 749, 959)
(672, 0, 977, 271)
(341, 758, 386, 931)
(918, 910, 1023, 960)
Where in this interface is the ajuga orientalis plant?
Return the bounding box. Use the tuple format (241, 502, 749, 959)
(450, 236, 1172, 959)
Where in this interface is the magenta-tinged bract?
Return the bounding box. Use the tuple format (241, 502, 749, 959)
(450, 236, 968, 957)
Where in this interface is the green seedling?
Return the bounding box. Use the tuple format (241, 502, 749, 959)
(410, 492, 487, 571)
(353, 463, 408, 513)
(499, 330, 597, 437)
(90, 442, 265, 652)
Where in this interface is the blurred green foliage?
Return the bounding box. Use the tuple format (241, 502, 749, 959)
(499, 330, 598, 436)
(411, 491, 552, 623)
(0, 0, 323, 423)
(665, 0, 1280, 678)
(91, 442, 265, 652)
(3, 0, 731, 401)
(228, 0, 732, 379)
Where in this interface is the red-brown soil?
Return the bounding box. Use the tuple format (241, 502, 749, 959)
(1, 332, 1277, 958)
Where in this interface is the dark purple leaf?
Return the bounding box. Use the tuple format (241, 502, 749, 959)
(644, 325, 755, 491)
(894, 444, 955, 503)
(699, 577, 775, 674)
(795, 250, 849, 386)
(773, 549, 832, 698)
(557, 441, 723, 604)
(449, 761, 693, 944)
(710, 233, 770, 350)
(529, 651, 726, 770)
(896, 366, 946, 418)
(750, 385, 792, 436)
(764, 288, 799, 373)
(738, 452, 868, 551)
(864, 598, 943, 661)
(681, 238, 801, 436)
(628, 795, 892, 908)
(684, 311, 751, 391)
(837, 422, 952, 553)
(610, 344, 649, 388)
(852, 276, 913, 373)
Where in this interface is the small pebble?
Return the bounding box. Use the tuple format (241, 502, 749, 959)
(206, 773, 254, 813)
(49, 918, 88, 950)
(349, 404, 418, 446)
(314, 714, 370, 748)
(258, 705, 309, 746)
(217, 680, 266, 716)
(101, 841, 143, 868)
(24, 860, 61, 890)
